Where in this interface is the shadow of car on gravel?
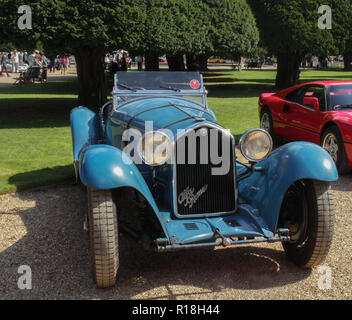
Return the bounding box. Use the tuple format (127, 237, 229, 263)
(1, 174, 312, 299)
(330, 173, 352, 192)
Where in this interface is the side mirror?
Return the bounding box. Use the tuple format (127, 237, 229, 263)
(303, 97, 320, 111)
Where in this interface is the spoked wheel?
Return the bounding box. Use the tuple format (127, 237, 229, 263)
(260, 112, 271, 133)
(87, 188, 119, 288)
(321, 126, 350, 174)
(260, 109, 280, 145)
(322, 132, 338, 162)
(278, 180, 334, 268)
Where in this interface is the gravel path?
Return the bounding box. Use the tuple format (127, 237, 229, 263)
(0, 175, 351, 300)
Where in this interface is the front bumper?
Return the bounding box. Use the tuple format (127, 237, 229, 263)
(155, 204, 290, 252)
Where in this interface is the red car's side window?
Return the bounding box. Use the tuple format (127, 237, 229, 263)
(286, 86, 326, 111)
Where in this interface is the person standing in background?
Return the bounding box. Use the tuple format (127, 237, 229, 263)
(12, 50, 19, 73)
(136, 55, 142, 71)
(41, 52, 48, 81)
(28, 50, 37, 67)
(23, 52, 28, 64)
(1, 53, 9, 77)
(60, 56, 67, 75)
(120, 53, 127, 71)
(48, 56, 55, 73)
(18, 51, 23, 64)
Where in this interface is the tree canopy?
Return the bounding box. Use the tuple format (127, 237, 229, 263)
(330, 0, 352, 70)
(0, 0, 260, 104)
(248, 0, 338, 88)
(112, 0, 259, 71)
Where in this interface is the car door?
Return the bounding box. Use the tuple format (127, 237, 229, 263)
(280, 85, 326, 144)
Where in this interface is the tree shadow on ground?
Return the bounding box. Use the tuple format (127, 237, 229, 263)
(0, 182, 311, 299)
(0, 80, 79, 96)
(201, 72, 229, 78)
(0, 98, 78, 129)
(207, 83, 276, 99)
(299, 75, 352, 81)
(204, 77, 240, 83)
(8, 166, 75, 192)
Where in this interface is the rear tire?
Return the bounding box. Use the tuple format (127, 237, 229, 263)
(279, 180, 334, 268)
(321, 126, 350, 174)
(88, 188, 119, 288)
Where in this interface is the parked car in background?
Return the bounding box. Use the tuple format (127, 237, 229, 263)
(159, 56, 167, 64)
(71, 72, 337, 288)
(259, 81, 352, 174)
(246, 59, 263, 69)
(17, 63, 29, 73)
(208, 57, 226, 63)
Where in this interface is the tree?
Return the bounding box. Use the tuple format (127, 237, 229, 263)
(0, 0, 258, 104)
(330, 0, 352, 70)
(190, 0, 259, 71)
(0, 0, 128, 108)
(208, 0, 259, 58)
(248, 0, 336, 88)
(34, 0, 119, 108)
(125, 0, 259, 72)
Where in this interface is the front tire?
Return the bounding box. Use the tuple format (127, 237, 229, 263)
(260, 108, 280, 145)
(321, 126, 350, 174)
(87, 188, 119, 288)
(279, 180, 334, 268)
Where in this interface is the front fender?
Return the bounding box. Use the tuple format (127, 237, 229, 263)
(79, 144, 157, 210)
(79, 144, 170, 239)
(70, 107, 101, 177)
(238, 142, 338, 233)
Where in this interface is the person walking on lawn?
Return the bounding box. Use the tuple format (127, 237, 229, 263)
(1, 53, 9, 77)
(11, 50, 19, 73)
(60, 56, 67, 75)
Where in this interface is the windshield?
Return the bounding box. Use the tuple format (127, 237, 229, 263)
(327, 85, 352, 110)
(114, 71, 203, 91)
(113, 71, 207, 108)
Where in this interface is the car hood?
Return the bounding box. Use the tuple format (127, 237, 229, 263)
(329, 110, 352, 122)
(112, 97, 219, 136)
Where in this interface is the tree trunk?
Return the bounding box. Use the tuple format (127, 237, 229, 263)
(166, 53, 185, 71)
(186, 54, 194, 71)
(75, 47, 107, 109)
(144, 52, 159, 71)
(196, 55, 209, 72)
(276, 52, 303, 89)
(344, 51, 352, 71)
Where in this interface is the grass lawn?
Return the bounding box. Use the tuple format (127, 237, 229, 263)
(0, 80, 78, 194)
(0, 68, 351, 194)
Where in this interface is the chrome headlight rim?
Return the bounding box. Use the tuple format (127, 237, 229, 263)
(137, 130, 172, 166)
(239, 128, 273, 163)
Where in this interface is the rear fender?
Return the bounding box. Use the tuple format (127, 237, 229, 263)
(238, 142, 338, 233)
(79, 144, 169, 238)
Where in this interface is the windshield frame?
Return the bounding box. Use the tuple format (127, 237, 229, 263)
(112, 71, 208, 109)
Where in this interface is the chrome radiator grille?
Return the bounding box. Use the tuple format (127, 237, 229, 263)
(175, 127, 236, 216)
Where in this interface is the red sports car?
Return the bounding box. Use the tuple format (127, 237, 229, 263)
(259, 81, 352, 174)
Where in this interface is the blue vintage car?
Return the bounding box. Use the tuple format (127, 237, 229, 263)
(71, 71, 337, 288)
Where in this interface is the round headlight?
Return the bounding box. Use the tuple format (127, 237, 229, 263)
(239, 129, 273, 162)
(138, 131, 172, 166)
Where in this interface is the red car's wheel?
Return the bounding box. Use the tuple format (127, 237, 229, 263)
(260, 109, 280, 145)
(321, 126, 350, 174)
